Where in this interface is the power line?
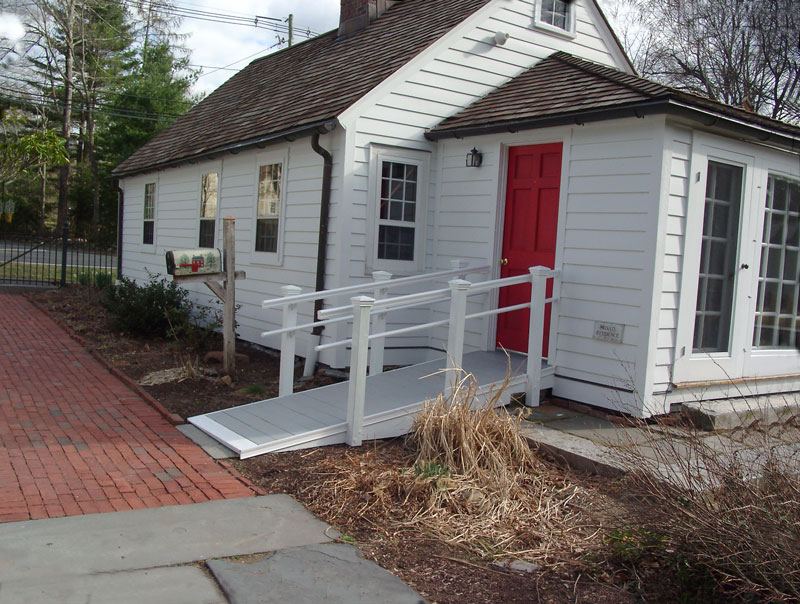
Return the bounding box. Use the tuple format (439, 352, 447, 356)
(0, 70, 198, 106)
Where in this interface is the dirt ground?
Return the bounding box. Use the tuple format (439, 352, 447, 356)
(29, 286, 679, 604)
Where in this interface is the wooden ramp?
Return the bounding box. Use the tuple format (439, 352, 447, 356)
(189, 350, 554, 459)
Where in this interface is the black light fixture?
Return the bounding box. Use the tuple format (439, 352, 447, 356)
(466, 147, 483, 168)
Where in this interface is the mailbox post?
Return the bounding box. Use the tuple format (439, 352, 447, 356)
(166, 217, 245, 375)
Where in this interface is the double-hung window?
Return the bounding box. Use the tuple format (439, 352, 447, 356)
(255, 163, 282, 254)
(368, 146, 429, 274)
(536, 0, 575, 35)
(199, 171, 218, 248)
(143, 182, 156, 245)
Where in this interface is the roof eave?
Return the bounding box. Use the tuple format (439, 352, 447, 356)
(425, 98, 671, 140)
(426, 99, 800, 152)
(112, 119, 339, 179)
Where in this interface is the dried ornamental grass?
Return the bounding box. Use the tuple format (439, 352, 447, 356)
(399, 372, 596, 562)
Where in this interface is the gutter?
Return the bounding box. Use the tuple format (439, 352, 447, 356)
(114, 178, 123, 278)
(425, 98, 800, 151)
(112, 119, 339, 179)
(304, 127, 335, 377)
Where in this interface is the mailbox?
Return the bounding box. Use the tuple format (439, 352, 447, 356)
(166, 248, 223, 277)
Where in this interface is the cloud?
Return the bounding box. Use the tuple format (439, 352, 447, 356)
(0, 13, 25, 42)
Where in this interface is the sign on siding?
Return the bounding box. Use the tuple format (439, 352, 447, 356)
(593, 321, 625, 344)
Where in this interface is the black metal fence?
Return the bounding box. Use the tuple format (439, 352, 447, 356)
(0, 227, 117, 286)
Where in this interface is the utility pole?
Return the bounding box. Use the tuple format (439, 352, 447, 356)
(287, 13, 293, 47)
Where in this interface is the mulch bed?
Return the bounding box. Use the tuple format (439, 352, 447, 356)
(27, 285, 683, 604)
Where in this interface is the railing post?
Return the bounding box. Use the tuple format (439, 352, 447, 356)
(526, 266, 550, 407)
(445, 278, 471, 393)
(347, 295, 374, 446)
(60, 223, 68, 287)
(279, 285, 302, 397)
(369, 270, 391, 376)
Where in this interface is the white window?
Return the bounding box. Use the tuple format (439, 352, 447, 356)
(693, 161, 743, 353)
(535, 0, 575, 36)
(143, 182, 156, 246)
(199, 171, 218, 248)
(753, 175, 799, 350)
(367, 146, 429, 274)
(252, 151, 287, 263)
(674, 135, 799, 384)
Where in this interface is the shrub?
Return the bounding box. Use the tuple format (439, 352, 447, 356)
(610, 402, 800, 602)
(102, 275, 191, 338)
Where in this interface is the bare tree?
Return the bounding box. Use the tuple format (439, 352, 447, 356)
(605, 0, 800, 123)
(24, 0, 77, 231)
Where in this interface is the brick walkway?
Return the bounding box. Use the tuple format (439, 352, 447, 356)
(0, 293, 254, 523)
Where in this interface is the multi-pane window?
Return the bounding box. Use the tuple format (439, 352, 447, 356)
(540, 0, 571, 30)
(199, 172, 218, 248)
(378, 161, 417, 261)
(693, 161, 743, 353)
(753, 175, 799, 349)
(255, 163, 281, 253)
(143, 183, 155, 245)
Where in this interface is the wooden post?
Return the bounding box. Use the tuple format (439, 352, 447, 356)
(445, 278, 471, 393)
(526, 266, 549, 407)
(369, 270, 391, 376)
(222, 217, 236, 375)
(279, 285, 302, 397)
(346, 295, 374, 446)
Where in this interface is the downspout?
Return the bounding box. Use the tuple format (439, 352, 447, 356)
(304, 130, 333, 377)
(115, 178, 123, 280)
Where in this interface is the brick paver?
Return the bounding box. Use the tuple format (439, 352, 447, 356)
(0, 294, 254, 523)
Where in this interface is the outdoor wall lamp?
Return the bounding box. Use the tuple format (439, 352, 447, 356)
(466, 147, 483, 168)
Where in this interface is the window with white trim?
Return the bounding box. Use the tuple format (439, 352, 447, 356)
(753, 175, 799, 349)
(693, 161, 743, 353)
(535, 0, 575, 35)
(143, 182, 155, 245)
(199, 171, 218, 248)
(255, 163, 282, 254)
(367, 147, 429, 273)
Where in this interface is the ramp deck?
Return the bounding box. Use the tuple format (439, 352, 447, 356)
(189, 350, 554, 459)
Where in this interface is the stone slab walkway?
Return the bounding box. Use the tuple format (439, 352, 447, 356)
(0, 293, 254, 523)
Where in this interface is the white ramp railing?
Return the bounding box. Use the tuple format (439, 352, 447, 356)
(261, 262, 490, 397)
(262, 266, 559, 447)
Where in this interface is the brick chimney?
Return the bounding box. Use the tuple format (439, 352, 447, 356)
(338, 0, 397, 37)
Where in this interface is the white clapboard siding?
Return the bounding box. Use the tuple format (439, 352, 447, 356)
(652, 130, 692, 393)
(120, 132, 346, 365)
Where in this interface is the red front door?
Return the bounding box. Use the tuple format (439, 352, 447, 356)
(496, 143, 562, 355)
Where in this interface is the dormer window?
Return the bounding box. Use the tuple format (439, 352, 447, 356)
(536, 0, 575, 36)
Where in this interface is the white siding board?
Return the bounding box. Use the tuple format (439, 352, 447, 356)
(652, 127, 692, 394)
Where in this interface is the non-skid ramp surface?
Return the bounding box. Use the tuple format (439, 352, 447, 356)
(0, 496, 332, 584)
(208, 543, 427, 604)
(190, 350, 554, 458)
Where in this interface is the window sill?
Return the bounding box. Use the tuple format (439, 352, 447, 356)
(533, 21, 576, 40)
(250, 251, 282, 267)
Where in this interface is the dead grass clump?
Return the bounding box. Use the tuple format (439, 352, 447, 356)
(399, 373, 594, 562)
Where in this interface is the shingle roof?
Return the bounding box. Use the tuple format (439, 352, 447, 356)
(427, 52, 800, 140)
(114, 0, 492, 177)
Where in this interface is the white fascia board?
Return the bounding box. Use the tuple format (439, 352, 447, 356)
(337, 0, 505, 127)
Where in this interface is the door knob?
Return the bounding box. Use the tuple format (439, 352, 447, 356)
(500, 258, 508, 266)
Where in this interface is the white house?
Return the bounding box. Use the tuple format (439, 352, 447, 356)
(113, 0, 800, 419)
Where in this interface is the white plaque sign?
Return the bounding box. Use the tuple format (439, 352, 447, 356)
(593, 321, 624, 344)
